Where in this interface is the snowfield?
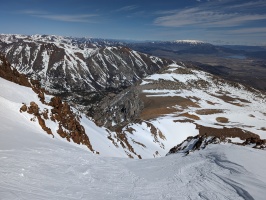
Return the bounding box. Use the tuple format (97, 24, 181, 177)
(1, 128, 266, 199)
(1, 77, 266, 199)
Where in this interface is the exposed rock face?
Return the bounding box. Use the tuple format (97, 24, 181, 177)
(0, 54, 30, 87)
(92, 87, 143, 129)
(49, 96, 93, 150)
(20, 101, 53, 136)
(242, 138, 266, 149)
(28, 101, 39, 115)
(19, 96, 94, 151)
(167, 134, 266, 156)
(37, 115, 53, 136)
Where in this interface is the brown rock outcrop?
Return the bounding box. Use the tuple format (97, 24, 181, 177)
(49, 97, 93, 151)
(20, 104, 27, 113)
(27, 102, 39, 115)
(0, 54, 31, 87)
(37, 115, 53, 136)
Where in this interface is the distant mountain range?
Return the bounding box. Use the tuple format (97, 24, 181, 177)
(0, 34, 172, 94)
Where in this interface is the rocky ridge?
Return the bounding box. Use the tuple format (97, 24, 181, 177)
(0, 34, 172, 97)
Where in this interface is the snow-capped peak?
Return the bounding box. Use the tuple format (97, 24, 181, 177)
(174, 40, 206, 44)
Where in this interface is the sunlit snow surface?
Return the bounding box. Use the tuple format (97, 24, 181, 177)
(1, 126, 266, 199)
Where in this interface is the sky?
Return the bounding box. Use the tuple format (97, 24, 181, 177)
(0, 0, 266, 45)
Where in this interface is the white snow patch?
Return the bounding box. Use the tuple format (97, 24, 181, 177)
(228, 137, 245, 143)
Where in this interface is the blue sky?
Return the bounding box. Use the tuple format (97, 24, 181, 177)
(0, 0, 266, 45)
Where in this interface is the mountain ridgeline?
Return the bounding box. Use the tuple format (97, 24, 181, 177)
(0, 34, 172, 94)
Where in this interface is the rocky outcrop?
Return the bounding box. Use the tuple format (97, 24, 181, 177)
(19, 96, 94, 151)
(0, 54, 30, 87)
(49, 96, 93, 150)
(0, 53, 94, 152)
(242, 138, 266, 149)
(91, 87, 143, 129)
(167, 135, 266, 156)
(20, 101, 53, 136)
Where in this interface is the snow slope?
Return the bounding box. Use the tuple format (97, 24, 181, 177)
(1, 123, 266, 199)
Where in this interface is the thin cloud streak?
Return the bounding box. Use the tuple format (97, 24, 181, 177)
(228, 27, 266, 34)
(154, 1, 266, 28)
(114, 5, 138, 12)
(20, 10, 48, 15)
(155, 9, 266, 28)
(20, 10, 98, 23)
(197, 27, 266, 39)
(36, 14, 98, 23)
(229, 0, 266, 9)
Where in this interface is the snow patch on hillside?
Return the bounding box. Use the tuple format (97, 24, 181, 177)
(141, 64, 266, 139)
